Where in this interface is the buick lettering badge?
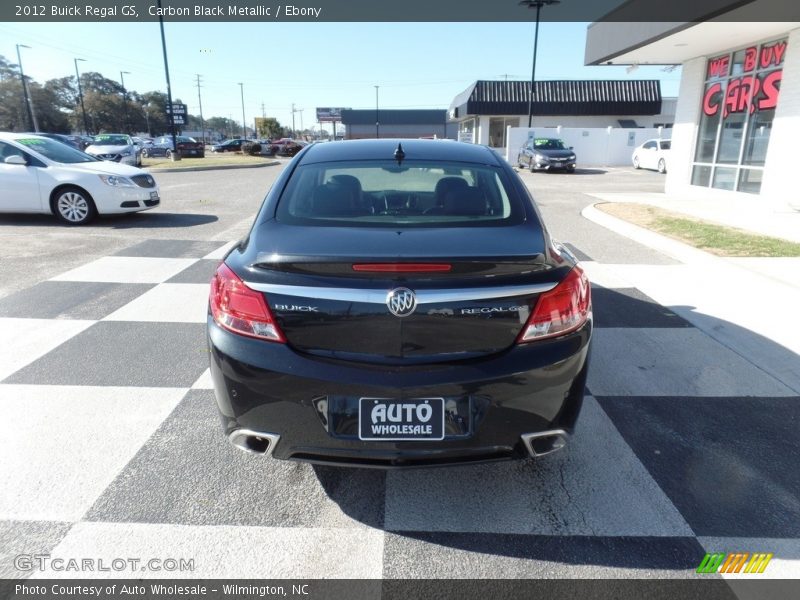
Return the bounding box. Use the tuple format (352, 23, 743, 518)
(386, 287, 417, 317)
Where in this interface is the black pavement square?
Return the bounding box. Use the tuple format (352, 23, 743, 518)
(0, 281, 154, 320)
(592, 287, 693, 328)
(564, 243, 592, 262)
(0, 520, 73, 578)
(597, 396, 800, 537)
(166, 259, 220, 284)
(114, 239, 227, 259)
(85, 390, 385, 528)
(4, 321, 208, 387)
(382, 533, 708, 578)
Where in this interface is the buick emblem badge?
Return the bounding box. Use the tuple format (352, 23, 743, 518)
(386, 287, 417, 317)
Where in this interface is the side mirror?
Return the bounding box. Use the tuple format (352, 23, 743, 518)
(4, 155, 27, 165)
(569, 146, 574, 150)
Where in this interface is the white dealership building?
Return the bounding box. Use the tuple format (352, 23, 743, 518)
(585, 2, 799, 204)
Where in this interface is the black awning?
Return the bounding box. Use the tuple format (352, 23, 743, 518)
(451, 80, 662, 117)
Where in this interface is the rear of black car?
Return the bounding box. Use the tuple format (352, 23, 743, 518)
(207, 140, 591, 467)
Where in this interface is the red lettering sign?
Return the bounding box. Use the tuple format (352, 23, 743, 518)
(703, 83, 723, 116)
(707, 55, 729, 79)
(758, 70, 782, 111)
(760, 42, 787, 69)
(723, 76, 762, 117)
(743, 47, 757, 72)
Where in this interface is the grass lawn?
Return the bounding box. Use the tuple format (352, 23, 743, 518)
(596, 202, 800, 257)
(143, 153, 277, 170)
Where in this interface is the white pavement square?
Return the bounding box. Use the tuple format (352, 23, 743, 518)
(384, 397, 693, 537)
(190, 368, 214, 390)
(103, 284, 209, 323)
(203, 241, 237, 260)
(51, 257, 198, 284)
(34, 522, 385, 579)
(0, 318, 94, 382)
(0, 385, 185, 521)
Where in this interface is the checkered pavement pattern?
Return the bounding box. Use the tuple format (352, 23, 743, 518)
(1, 239, 798, 580)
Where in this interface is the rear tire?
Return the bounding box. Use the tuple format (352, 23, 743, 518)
(658, 158, 667, 174)
(52, 186, 97, 225)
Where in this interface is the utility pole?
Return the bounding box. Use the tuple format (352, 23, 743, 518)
(74, 58, 88, 135)
(16, 44, 38, 132)
(374, 85, 380, 139)
(195, 74, 205, 143)
(237, 82, 246, 138)
(120, 71, 130, 133)
(157, 0, 179, 159)
(291, 103, 296, 137)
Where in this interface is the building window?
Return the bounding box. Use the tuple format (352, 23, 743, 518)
(691, 38, 787, 194)
(488, 117, 520, 148)
(459, 119, 475, 144)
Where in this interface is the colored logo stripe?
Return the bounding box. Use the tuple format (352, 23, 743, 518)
(697, 552, 773, 574)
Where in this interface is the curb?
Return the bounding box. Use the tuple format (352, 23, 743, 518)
(581, 202, 719, 266)
(147, 160, 281, 174)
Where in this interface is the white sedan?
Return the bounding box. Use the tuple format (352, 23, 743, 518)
(0, 132, 160, 225)
(632, 138, 671, 173)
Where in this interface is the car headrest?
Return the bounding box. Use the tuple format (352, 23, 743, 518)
(443, 187, 487, 216)
(311, 184, 355, 217)
(434, 177, 469, 203)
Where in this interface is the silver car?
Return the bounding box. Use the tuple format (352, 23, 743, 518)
(84, 133, 141, 167)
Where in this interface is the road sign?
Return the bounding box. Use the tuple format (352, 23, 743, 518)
(166, 103, 187, 116)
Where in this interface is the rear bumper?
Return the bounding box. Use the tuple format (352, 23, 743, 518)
(207, 316, 591, 468)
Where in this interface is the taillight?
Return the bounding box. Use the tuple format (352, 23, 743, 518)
(209, 263, 285, 342)
(518, 266, 591, 343)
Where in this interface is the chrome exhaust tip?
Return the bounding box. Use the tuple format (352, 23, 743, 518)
(228, 429, 280, 457)
(521, 429, 569, 458)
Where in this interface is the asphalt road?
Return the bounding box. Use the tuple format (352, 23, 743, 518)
(2, 161, 796, 583)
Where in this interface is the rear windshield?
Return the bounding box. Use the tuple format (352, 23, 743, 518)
(275, 160, 524, 227)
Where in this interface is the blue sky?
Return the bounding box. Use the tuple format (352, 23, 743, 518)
(0, 21, 681, 131)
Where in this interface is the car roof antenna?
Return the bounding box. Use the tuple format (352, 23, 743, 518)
(394, 143, 405, 165)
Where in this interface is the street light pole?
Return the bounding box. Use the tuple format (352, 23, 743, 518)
(238, 83, 246, 139)
(374, 85, 380, 139)
(120, 70, 130, 133)
(16, 44, 38, 132)
(74, 58, 89, 135)
(520, 0, 560, 128)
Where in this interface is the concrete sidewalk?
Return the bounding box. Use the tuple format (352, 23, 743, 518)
(587, 191, 800, 243)
(582, 203, 800, 395)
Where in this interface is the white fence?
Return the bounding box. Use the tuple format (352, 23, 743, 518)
(504, 126, 667, 167)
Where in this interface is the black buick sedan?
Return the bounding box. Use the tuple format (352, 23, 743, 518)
(207, 139, 591, 468)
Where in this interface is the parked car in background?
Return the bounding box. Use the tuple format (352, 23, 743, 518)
(84, 133, 141, 167)
(211, 138, 249, 153)
(632, 138, 671, 173)
(0, 132, 160, 225)
(517, 138, 577, 173)
(207, 138, 592, 467)
(152, 135, 205, 158)
(27, 133, 83, 151)
(268, 138, 306, 157)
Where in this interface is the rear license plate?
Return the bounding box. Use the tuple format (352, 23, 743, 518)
(358, 398, 445, 441)
(149, 192, 159, 200)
